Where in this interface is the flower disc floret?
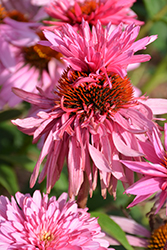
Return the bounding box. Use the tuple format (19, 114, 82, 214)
(148, 223, 167, 249)
(22, 32, 63, 71)
(57, 67, 134, 118)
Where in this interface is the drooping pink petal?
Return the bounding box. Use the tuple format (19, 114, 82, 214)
(89, 144, 112, 173)
(126, 177, 162, 195)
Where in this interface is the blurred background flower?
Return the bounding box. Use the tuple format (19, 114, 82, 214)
(0, 0, 65, 108)
(42, 0, 143, 31)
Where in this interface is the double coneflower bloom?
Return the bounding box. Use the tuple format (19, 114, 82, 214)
(12, 20, 167, 200)
(0, 190, 110, 249)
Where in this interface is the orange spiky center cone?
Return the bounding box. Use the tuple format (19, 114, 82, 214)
(0, 5, 29, 22)
(69, 0, 98, 16)
(56, 67, 135, 119)
(22, 32, 63, 71)
(148, 223, 167, 250)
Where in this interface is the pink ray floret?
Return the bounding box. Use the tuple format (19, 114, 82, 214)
(122, 123, 167, 214)
(41, 20, 157, 79)
(0, 190, 110, 250)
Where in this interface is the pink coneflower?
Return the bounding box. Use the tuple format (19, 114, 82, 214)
(0, 0, 65, 108)
(0, 2, 39, 73)
(0, 190, 110, 249)
(122, 123, 167, 214)
(43, 0, 143, 31)
(0, 0, 46, 20)
(12, 20, 167, 200)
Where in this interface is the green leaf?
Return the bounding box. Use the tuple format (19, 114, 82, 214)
(0, 109, 22, 122)
(0, 154, 36, 172)
(0, 154, 32, 165)
(0, 165, 19, 195)
(138, 3, 167, 39)
(141, 54, 167, 94)
(150, 21, 167, 52)
(143, 0, 167, 18)
(90, 212, 134, 250)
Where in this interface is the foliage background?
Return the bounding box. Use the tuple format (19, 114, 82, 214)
(0, 0, 167, 249)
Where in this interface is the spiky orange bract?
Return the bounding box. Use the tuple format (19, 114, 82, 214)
(5, 9, 29, 21)
(160, 154, 167, 170)
(0, 4, 6, 21)
(57, 68, 134, 118)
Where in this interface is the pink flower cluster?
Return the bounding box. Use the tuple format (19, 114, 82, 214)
(1, 0, 167, 248)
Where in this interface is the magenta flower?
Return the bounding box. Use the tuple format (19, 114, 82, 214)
(0, 190, 110, 249)
(12, 21, 167, 199)
(0, 1, 65, 108)
(43, 0, 143, 31)
(122, 123, 167, 214)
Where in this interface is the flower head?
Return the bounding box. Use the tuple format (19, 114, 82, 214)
(0, 190, 110, 249)
(122, 123, 167, 214)
(43, 0, 143, 31)
(0, 1, 40, 73)
(11, 20, 167, 199)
